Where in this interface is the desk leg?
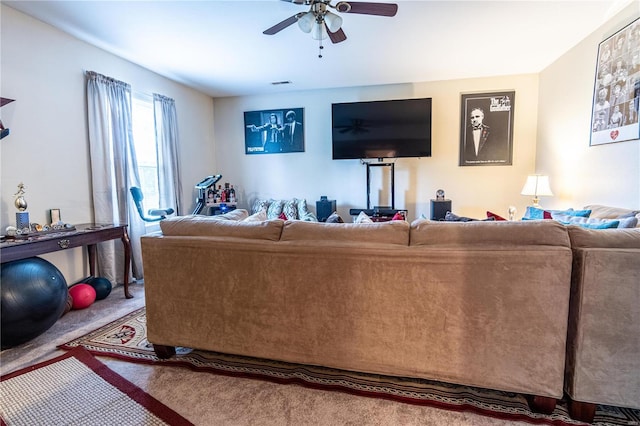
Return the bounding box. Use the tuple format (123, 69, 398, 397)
(121, 228, 133, 299)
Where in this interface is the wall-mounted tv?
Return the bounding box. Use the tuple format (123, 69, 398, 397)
(331, 98, 432, 160)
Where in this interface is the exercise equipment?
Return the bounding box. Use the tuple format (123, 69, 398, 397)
(193, 174, 222, 215)
(87, 276, 112, 300)
(130, 186, 175, 222)
(69, 284, 96, 310)
(1, 257, 68, 348)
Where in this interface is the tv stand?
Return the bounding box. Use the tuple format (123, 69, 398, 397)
(350, 161, 406, 221)
(365, 161, 395, 209)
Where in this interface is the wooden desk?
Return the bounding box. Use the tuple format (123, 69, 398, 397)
(1, 223, 133, 299)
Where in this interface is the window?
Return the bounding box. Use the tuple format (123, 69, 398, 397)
(132, 94, 159, 214)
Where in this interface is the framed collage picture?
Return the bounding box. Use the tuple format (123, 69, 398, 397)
(590, 17, 640, 146)
(244, 108, 304, 154)
(459, 91, 515, 166)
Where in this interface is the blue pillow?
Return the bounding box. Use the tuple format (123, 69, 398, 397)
(523, 206, 591, 220)
(553, 213, 636, 229)
(579, 220, 620, 229)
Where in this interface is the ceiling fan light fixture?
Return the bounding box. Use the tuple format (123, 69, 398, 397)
(324, 11, 343, 32)
(297, 11, 314, 33)
(311, 21, 328, 40)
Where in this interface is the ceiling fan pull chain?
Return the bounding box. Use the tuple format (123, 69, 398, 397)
(318, 38, 324, 58)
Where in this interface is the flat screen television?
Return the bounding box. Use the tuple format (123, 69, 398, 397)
(331, 98, 432, 160)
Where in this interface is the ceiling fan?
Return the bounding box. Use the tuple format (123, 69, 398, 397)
(263, 0, 398, 56)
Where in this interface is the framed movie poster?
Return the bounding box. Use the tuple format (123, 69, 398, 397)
(244, 108, 304, 154)
(459, 91, 515, 166)
(590, 17, 640, 146)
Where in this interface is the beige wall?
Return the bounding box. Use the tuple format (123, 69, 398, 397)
(537, 3, 640, 210)
(1, 6, 215, 283)
(213, 75, 540, 222)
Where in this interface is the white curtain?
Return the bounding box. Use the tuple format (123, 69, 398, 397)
(86, 71, 146, 284)
(153, 93, 183, 214)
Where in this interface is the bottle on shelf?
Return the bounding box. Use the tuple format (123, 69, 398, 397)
(229, 185, 236, 203)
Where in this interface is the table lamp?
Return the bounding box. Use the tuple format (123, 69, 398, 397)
(521, 175, 553, 207)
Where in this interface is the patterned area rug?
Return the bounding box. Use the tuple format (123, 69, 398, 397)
(1, 345, 193, 425)
(60, 308, 640, 426)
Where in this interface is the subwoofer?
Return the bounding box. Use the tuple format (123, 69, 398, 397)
(430, 199, 452, 221)
(316, 197, 337, 222)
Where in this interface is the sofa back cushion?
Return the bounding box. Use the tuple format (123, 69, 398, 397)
(568, 226, 640, 249)
(584, 204, 640, 219)
(280, 220, 410, 245)
(160, 215, 284, 240)
(201, 209, 249, 221)
(583, 204, 640, 227)
(410, 219, 571, 248)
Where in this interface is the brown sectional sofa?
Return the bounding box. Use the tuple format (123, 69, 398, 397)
(142, 213, 575, 413)
(563, 225, 640, 422)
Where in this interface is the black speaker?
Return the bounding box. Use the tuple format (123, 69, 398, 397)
(430, 199, 452, 221)
(316, 197, 336, 222)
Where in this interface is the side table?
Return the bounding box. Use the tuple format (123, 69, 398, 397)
(1, 223, 133, 299)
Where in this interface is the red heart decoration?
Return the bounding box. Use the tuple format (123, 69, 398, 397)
(610, 130, 619, 140)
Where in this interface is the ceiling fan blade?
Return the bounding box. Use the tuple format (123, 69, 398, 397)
(337, 2, 398, 17)
(263, 13, 304, 35)
(327, 26, 347, 44)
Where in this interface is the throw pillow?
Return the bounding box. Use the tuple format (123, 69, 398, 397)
(266, 199, 284, 219)
(278, 212, 288, 220)
(326, 211, 344, 223)
(297, 199, 310, 217)
(391, 212, 406, 221)
(299, 211, 318, 222)
(552, 213, 635, 229)
(580, 220, 620, 229)
(355, 211, 374, 223)
(523, 206, 591, 220)
(252, 199, 270, 215)
(444, 211, 495, 222)
(617, 217, 639, 228)
(486, 211, 506, 221)
(283, 199, 298, 220)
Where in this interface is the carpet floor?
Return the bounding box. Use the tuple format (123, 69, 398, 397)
(2, 282, 636, 425)
(1, 346, 192, 425)
(59, 307, 640, 426)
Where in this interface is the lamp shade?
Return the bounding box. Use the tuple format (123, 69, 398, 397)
(521, 175, 553, 207)
(521, 175, 553, 197)
(324, 11, 343, 32)
(311, 22, 328, 40)
(297, 12, 314, 33)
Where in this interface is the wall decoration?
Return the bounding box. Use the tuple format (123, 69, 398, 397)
(459, 91, 514, 166)
(50, 209, 61, 224)
(244, 108, 304, 154)
(590, 17, 639, 146)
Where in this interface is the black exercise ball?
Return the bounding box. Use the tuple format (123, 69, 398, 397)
(87, 276, 112, 300)
(1, 257, 68, 348)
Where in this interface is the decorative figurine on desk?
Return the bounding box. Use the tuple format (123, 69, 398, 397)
(436, 189, 445, 201)
(13, 182, 30, 231)
(508, 206, 517, 221)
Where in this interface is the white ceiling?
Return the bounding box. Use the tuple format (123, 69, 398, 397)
(5, 0, 635, 98)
